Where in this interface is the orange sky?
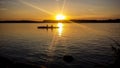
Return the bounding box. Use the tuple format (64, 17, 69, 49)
(0, 0, 120, 20)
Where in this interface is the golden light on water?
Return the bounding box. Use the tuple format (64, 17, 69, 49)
(57, 23, 63, 36)
(56, 14, 66, 20)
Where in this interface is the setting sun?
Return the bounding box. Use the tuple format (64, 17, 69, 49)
(56, 14, 66, 20)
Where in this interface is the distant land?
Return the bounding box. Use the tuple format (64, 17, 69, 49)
(0, 19, 120, 23)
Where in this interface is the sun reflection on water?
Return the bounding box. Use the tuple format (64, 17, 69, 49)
(57, 23, 63, 36)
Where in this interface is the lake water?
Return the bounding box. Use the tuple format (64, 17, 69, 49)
(0, 23, 120, 68)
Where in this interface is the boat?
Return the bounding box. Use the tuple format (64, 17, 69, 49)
(37, 26, 59, 29)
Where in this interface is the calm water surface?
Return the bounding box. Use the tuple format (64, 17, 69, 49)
(0, 23, 120, 68)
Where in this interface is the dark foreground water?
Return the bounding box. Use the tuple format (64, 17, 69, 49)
(0, 23, 120, 68)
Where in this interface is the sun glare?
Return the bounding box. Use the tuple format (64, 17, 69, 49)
(57, 23, 63, 28)
(57, 23, 63, 36)
(56, 14, 66, 20)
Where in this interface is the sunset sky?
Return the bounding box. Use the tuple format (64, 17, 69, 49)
(0, 0, 120, 21)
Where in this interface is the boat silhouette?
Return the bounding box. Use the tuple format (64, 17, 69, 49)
(37, 25, 59, 29)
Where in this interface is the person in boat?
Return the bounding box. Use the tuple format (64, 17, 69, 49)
(46, 25, 48, 27)
(51, 25, 53, 28)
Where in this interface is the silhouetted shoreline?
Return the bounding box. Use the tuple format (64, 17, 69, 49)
(0, 19, 120, 23)
(71, 19, 120, 23)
